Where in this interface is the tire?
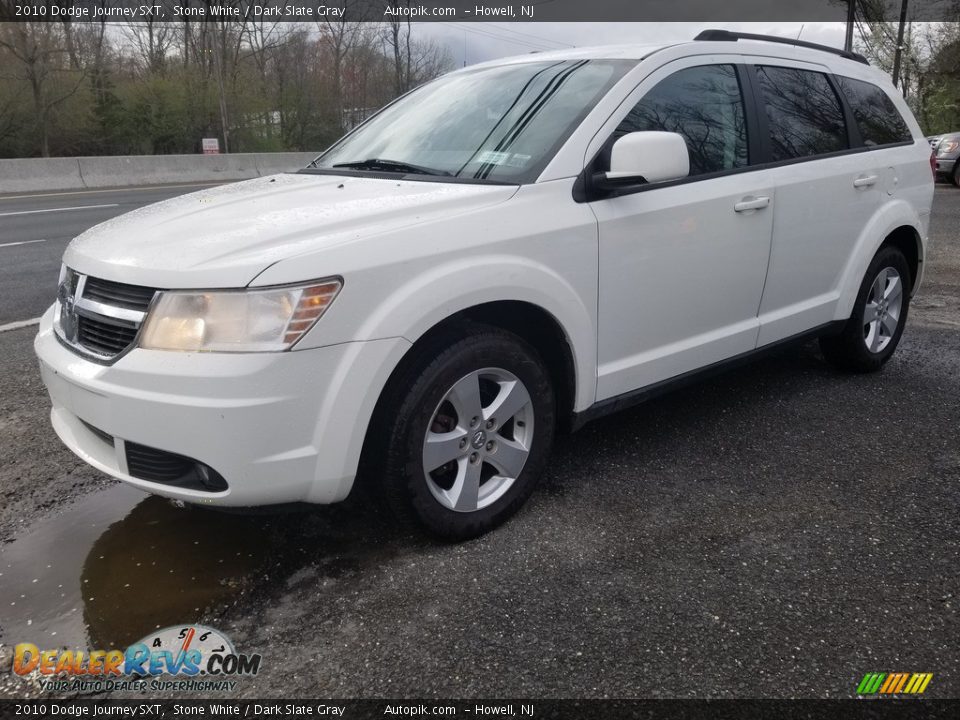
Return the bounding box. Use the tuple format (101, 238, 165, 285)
(819, 246, 911, 373)
(952, 163, 960, 188)
(369, 321, 556, 540)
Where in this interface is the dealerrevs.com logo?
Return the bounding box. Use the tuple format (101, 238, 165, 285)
(857, 672, 933, 695)
(13, 624, 261, 693)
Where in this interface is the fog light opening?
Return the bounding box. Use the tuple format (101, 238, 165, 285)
(196, 463, 228, 492)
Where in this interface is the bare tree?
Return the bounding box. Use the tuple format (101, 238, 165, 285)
(247, 18, 287, 139)
(0, 22, 85, 156)
(318, 2, 365, 131)
(124, 19, 176, 76)
(0, 15, 453, 157)
(382, 5, 452, 96)
(382, 2, 413, 95)
(0, 72, 26, 149)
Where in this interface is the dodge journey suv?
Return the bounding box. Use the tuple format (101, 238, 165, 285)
(36, 31, 934, 538)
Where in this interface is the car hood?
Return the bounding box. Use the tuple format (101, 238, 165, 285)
(64, 173, 519, 288)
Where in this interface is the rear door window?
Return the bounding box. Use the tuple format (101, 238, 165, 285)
(755, 66, 848, 161)
(835, 76, 913, 146)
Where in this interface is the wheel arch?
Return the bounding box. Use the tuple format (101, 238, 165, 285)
(345, 255, 597, 412)
(463, 301, 578, 431)
(879, 224, 922, 293)
(302, 253, 597, 504)
(353, 299, 584, 501)
(372, 299, 581, 435)
(835, 201, 925, 321)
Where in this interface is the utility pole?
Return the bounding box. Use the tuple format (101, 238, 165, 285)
(891, 0, 909, 88)
(212, 23, 230, 153)
(844, 0, 855, 52)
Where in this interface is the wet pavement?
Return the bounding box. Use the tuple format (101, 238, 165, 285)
(0, 186, 958, 699)
(0, 486, 272, 651)
(0, 479, 410, 697)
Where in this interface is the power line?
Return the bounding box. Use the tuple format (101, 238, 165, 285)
(445, 22, 561, 52)
(482, 23, 575, 49)
(446, 23, 555, 52)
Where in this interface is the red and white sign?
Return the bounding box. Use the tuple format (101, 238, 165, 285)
(202, 138, 220, 155)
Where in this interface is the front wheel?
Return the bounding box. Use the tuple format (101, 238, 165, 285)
(820, 246, 911, 373)
(952, 163, 960, 187)
(372, 324, 555, 540)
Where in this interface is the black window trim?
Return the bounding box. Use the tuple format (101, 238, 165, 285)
(738, 62, 765, 167)
(574, 62, 917, 203)
(829, 72, 864, 149)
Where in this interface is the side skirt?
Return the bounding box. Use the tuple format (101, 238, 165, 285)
(570, 320, 845, 431)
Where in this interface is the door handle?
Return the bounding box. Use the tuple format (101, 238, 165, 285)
(734, 196, 771, 212)
(853, 175, 878, 188)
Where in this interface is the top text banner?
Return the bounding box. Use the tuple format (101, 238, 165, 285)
(1, 0, 957, 23)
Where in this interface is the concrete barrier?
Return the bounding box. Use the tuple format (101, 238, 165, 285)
(0, 157, 85, 194)
(0, 151, 319, 194)
(254, 152, 319, 176)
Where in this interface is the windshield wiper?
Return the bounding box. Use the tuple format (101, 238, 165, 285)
(331, 158, 452, 177)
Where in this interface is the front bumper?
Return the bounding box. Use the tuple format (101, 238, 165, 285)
(34, 307, 409, 507)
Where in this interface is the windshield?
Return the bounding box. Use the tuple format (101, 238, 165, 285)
(310, 59, 633, 184)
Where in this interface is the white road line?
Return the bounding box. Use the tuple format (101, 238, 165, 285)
(0, 203, 118, 218)
(0, 238, 46, 249)
(0, 318, 41, 333)
(0, 182, 226, 201)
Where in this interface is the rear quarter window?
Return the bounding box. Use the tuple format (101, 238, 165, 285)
(835, 76, 913, 146)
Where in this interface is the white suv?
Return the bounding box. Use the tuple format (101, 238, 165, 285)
(36, 31, 934, 538)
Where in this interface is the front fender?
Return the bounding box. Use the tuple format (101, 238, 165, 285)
(352, 255, 598, 413)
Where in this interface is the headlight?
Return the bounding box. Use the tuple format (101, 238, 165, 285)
(938, 140, 958, 156)
(139, 279, 342, 352)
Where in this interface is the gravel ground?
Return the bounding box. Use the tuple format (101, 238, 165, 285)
(0, 186, 958, 699)
(0, 333, 111, 546)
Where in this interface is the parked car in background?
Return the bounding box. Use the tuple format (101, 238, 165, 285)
(933, 132, 960, 186)
(36, 30, 935, 539)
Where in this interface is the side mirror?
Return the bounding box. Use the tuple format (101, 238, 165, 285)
(596, 131, 690, 190)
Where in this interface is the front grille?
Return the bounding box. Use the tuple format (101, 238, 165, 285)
(83, 277, 156, 311)
(55, 270, 160, 362)
(126, 442, 228, 492)
(77, 315, 139, 356)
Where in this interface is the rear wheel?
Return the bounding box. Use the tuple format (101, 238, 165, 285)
(820, 246, 911, 373)
(372, 323, 555, 540)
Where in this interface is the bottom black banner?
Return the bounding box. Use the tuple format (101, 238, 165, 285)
(0, 700, 958, 720)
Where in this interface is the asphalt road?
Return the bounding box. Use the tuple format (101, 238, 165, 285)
(0, 183, 226, 325)
(0, 185, 958, 700)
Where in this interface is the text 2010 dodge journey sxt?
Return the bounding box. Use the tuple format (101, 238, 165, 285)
(36, 31, 935, 538)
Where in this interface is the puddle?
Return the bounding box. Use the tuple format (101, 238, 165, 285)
(0, 485, 277, 651)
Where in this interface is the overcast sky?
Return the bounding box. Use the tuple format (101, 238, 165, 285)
(416, 22, 848, 67)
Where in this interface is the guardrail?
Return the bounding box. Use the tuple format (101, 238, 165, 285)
(0, 152, 320, 194)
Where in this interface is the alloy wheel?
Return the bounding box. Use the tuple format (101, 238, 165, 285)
(863, 266, 903, 353)
(422, 368, 534, 513)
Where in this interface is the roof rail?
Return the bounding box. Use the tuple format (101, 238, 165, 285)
(693, 29, 870, 65)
